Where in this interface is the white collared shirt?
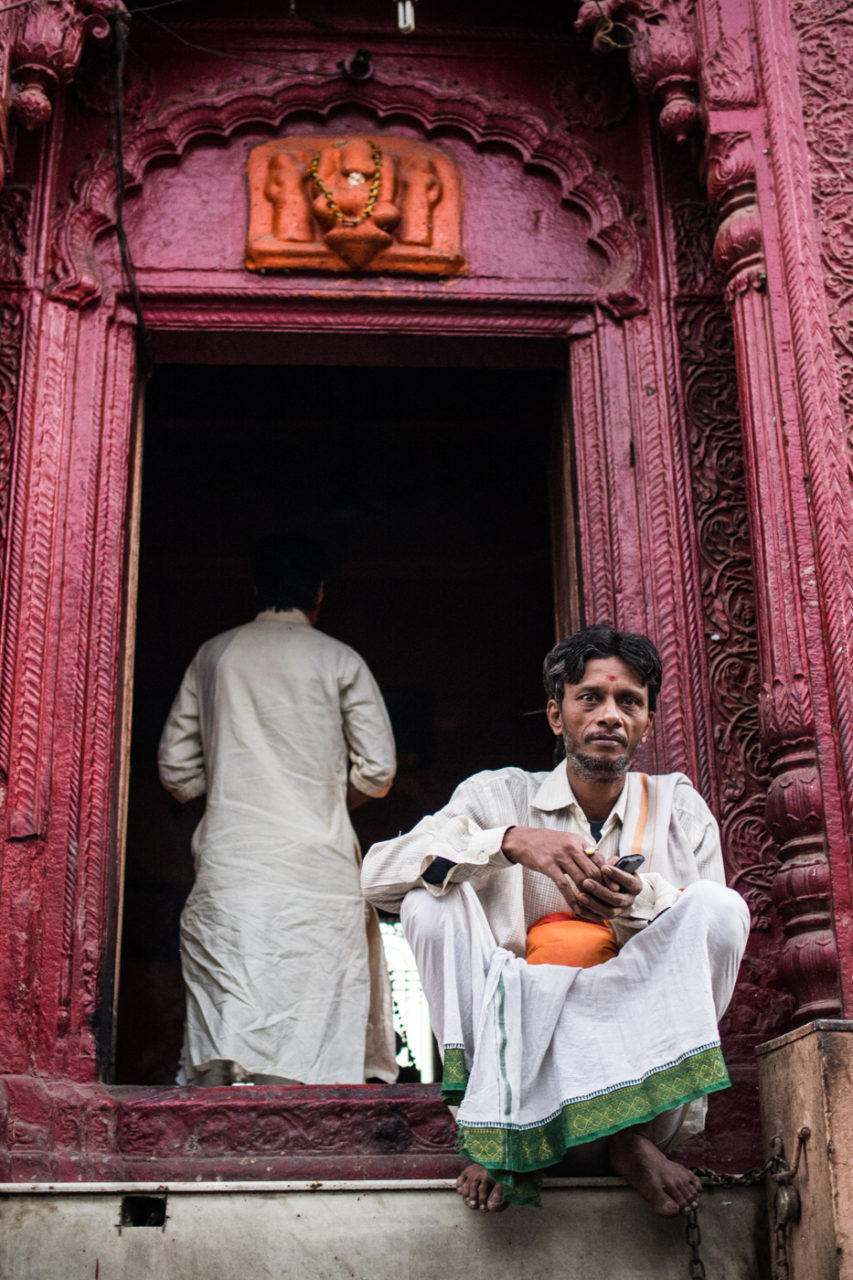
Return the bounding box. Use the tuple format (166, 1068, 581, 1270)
(362, 763, 725, 953)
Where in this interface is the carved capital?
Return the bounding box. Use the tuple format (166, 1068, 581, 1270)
(704, 132, 755, 206)
(704, 133, 766, 298)
(758, 673, 816, 762)
(575, 0, 701, 142)
(10, 0, 117, 131)
(702, 35, 757, 108)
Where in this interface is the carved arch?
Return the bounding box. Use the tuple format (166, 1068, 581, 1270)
(51, 69, 647, 314)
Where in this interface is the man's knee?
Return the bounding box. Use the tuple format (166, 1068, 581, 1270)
(680, 880, 750, 952)
(400, 885, 452, 949)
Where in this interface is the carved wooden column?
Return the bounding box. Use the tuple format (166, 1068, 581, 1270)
(569, 309, 716, 800)
(705, 131, 841, 1021)
(0, 289, 137, 1080)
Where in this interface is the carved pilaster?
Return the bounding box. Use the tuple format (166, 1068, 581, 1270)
(0, 295, 137, 1077)
(705, 133, 766, 299)
(575, 0, 701, 143)
(759, 676, 838, 1019)
(704, 131, 840, 1022)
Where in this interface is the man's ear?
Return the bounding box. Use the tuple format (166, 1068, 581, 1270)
(640, 710, 656, 744)
(545, 698, 563, 736)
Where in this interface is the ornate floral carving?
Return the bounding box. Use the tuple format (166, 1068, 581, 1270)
(790, 0, 853, 467)
(676, 299, 776, 926)
(702, 34, 757, 108)
(672, 200, 724, 294)
(0, 186, 32, 283)
(0, 1078, 463, 1182)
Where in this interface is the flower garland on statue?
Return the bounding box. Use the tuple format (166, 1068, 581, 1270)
(306, 141, 384, 228)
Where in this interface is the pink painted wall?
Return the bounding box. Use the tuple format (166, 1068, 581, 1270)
(0, 0, 849, 1180)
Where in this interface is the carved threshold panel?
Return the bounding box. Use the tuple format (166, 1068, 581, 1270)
(245, 135, 465, 275)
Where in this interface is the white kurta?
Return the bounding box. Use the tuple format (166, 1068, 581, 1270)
(362, 765, 749, 1202)
(158, 609, 397, 1084)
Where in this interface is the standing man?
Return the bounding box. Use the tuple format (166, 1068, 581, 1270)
(362, 624, 749, 1213)
(159, 535, 397, 1087)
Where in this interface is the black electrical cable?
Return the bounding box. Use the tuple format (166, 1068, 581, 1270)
(111, 7, 153, 379)
(139, 10, 339, 73)
(129, 0, 193, 12)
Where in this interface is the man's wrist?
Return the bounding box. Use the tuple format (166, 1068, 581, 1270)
(501, 825, 519, 862)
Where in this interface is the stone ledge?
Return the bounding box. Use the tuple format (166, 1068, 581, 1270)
(0, 1078, 461, 1183)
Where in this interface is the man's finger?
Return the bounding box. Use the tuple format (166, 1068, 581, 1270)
(554, 867, 581, 909)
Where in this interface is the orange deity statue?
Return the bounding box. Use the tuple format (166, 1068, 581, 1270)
(246, 134, 464, 275)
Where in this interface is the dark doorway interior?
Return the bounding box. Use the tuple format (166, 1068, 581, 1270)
(114, 359, 564, 1084)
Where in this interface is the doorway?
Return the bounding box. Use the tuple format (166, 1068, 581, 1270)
(114, 354, 570, 1084)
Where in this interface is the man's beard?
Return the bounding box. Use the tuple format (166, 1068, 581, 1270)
(565, 746, 632, 780)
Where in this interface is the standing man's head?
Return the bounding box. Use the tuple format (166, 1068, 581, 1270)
(253, 534, 327, 615)
(543, 624, 661, 782)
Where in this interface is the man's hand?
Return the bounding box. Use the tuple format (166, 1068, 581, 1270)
(500, 827, 642, 921)
(347, 782, 370, 812)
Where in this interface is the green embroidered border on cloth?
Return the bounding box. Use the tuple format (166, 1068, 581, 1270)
(457, 1043, 730, 1206)
(441, 1045, 468, 1105)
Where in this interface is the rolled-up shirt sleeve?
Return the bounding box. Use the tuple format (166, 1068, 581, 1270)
(361, 773, 516, 912)
(158, 660, 207, 802)
(340, 656, 397, 799)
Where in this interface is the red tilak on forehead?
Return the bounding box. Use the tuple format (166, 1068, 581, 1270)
(606, 675, 617, 681)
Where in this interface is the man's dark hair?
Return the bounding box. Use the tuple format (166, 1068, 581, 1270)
(543, 624, 663, 712)
(252, 533, 327, 614)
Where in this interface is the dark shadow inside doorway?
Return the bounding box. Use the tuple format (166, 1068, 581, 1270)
(115, 358, 562, 1084)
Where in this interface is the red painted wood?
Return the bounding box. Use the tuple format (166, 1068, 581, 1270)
(0, 0, 849, 1182)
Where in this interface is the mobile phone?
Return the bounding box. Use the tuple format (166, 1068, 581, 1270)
(613, 854, 645, 875)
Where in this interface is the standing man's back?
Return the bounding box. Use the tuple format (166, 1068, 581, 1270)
(159, 535, 397, 1087)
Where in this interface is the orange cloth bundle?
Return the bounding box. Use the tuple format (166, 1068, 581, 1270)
(525, 911, 619, 969)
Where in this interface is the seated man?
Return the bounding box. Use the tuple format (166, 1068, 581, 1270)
(361, 624, 749, 1214)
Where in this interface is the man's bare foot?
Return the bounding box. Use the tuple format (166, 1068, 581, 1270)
(608, 1129, 702, 1217)
(455, 1163, 509, 1212)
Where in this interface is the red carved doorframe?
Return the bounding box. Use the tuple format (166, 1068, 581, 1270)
(3, 0, 848, 1176)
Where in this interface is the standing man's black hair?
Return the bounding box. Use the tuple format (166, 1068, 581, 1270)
(543, 623, 663, 712)
(252, 533, 328, 614)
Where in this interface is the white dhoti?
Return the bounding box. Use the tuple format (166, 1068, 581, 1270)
(402, 879, 749, 1204)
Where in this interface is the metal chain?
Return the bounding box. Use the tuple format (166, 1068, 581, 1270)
(682, 1162, 772, 1280)
(774, 1220, 791, 1280)
(686, 1210, 706, 1280)
(682, 1128, 810, 1279)
(687, 1155, 781, 1188)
